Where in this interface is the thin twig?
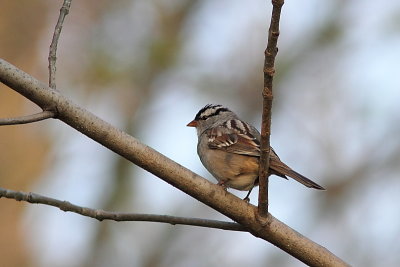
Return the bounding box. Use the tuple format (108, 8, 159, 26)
(258, 0, 284, 216)
(0, 187, 246, 232)
(0, 0, 71, 125)
(0, 111, 54, 126)
(48, 0, 72, 89)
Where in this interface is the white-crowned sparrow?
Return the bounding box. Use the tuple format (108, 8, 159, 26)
(187, 104, 325, 199)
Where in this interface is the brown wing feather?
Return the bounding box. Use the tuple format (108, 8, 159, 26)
(206, 125, 260, 156)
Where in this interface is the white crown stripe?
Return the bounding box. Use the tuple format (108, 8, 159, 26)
(196, 104, 231, 120)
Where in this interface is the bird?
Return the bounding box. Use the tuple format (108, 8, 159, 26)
(187, 104, 325, 200)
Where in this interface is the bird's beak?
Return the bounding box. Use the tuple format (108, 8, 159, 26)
(186, 120, 197, 127)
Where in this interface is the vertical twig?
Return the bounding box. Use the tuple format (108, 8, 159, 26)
(258, 0, 284, 216)
(48, 0, 72, 89)
(0, 0, 72, 123)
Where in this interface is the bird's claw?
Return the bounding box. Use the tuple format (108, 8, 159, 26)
(217, 181, 228, 191)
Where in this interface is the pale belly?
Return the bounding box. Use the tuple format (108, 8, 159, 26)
(198, 142, 259, 191)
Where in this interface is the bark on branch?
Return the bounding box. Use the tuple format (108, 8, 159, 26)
(0, 59, 349, 266)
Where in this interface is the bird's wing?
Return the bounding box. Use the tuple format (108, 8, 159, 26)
(205, 119, 261, 157)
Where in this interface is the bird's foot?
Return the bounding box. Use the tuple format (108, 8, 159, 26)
(217, 181, 228, 191)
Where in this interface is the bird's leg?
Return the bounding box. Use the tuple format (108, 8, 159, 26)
(243, 187, 254, 202)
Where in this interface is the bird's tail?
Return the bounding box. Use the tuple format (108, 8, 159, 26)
(270, 160, 325, 190)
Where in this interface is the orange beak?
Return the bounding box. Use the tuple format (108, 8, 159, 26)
(186, 120, 198, 127)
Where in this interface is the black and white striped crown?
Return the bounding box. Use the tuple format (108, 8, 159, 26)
(194, 104, 231, 121)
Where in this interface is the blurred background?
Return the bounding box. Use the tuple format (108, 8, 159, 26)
(1, 0, 400, 266)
